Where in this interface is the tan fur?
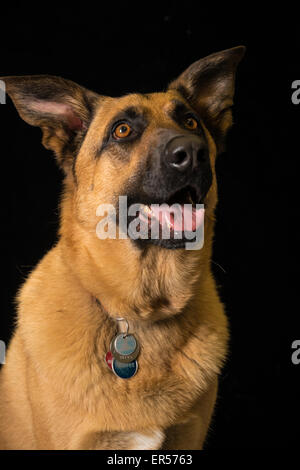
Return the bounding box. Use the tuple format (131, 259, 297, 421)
(0, 47, 244, 449)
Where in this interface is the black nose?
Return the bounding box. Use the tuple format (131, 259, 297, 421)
(165, 135, 207, 173)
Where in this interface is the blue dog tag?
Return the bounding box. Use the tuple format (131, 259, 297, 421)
(112, 359, 138, 379)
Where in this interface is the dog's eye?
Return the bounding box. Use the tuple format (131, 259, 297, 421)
(184, 117, 198, 130)
(113, 123, 132, 139)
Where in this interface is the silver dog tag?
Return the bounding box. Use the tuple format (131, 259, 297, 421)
(110, 333, 140, 363)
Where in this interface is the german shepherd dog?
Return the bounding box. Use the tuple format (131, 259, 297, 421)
(0, 46, 244, 450)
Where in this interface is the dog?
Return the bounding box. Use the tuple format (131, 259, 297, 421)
(0, 46, 245, 450)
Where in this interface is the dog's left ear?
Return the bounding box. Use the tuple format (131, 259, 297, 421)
(169, 46, 245, 152)
(2, 75, 100, 172)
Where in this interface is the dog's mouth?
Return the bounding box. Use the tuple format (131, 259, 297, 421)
(122, 184, 206, 249)
(138, 185, 204, 234)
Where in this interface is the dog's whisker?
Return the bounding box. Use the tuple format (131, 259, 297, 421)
(211, 260, 227, 274)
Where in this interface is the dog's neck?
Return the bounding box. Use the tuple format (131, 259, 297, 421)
(59, 180, 216, 322)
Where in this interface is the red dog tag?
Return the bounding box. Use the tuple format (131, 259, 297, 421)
(105, 351, 113, 369)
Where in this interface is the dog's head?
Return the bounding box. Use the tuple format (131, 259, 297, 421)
(4, 47, 245, 318)
(3, 46, 244, 253)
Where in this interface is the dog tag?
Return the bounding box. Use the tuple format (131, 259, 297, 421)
(110, 333, 140, 363)
(105, 351, 113, 369)
(112, 358, 138, 379)
(115, 333, 137, 354)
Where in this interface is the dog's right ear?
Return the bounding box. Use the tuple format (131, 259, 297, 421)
(2, 75, 100, 172)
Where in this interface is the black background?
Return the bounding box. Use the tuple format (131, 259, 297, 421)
(0, 4, 299, 448)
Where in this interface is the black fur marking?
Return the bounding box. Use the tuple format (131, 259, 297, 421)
(169, 100, 191, 118)
(149, 296, 171, 310)
(173, 85, 192, 103)
(168, 100, 202, 134)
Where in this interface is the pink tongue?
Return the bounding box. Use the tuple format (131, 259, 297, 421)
(150, 204, 204, 232)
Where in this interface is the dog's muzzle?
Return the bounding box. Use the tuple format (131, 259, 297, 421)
(140, 129, 212, 205)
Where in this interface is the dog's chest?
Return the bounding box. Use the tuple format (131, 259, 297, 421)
(89, 318, 227, 430)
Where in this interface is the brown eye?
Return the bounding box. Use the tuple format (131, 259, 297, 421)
(184, 117, 198, 130)
(113, 123, 132, 139)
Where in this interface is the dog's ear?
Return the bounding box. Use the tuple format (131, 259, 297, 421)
(169, 46, 245, 152)
(2, 75, 100, 171)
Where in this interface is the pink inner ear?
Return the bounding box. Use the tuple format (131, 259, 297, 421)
(30, 100, 84, 131)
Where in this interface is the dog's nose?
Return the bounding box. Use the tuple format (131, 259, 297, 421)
(165, 136, 207, 173)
